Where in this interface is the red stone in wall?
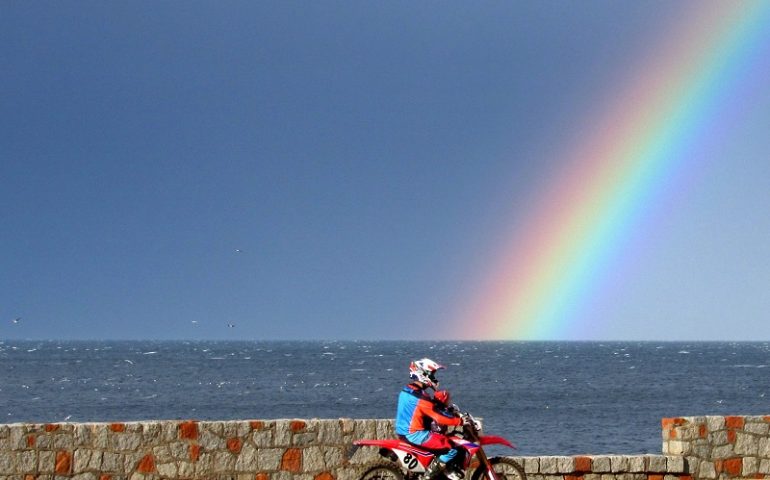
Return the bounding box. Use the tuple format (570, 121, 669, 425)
(227, 437, 243, 454)
(575, 456, 591, 472)
(45, 424, 60, 432)
(725, 416, 745, 429)
(110, 423, 125, 432)
(290, 420, 306, 432)
(281, 448, 302, 472)
(699, 424, 707, 438)
(190, 444, 201, 462)
(315, 472, 335, 480)
(648, 475, 663, 480)
(26, 435, 36, 447)
(25, 475, 35, 480)
(255, 473, 269, 480)
(250, 421, 265, 430)
(723, 457, 742, 476)
(100, 475, 112, 480)
(565, 476, 583, 480)
(55, 451, 72, 474)
(727, 429, 737, 443)
(179, 421, 199, 440)
(137, 454, 156, 473)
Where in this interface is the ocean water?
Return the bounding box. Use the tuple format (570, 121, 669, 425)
(1, 341, 769, 456)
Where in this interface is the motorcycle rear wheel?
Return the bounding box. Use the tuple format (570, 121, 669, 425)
(358, 462, 405, 480)
(470, 457, 526, 480)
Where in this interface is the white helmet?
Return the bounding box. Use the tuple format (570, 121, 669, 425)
(409, 358, 445, 389)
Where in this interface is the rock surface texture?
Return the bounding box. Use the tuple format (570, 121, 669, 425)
(0, 415, 766, 480)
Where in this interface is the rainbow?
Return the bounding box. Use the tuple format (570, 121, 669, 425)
(456, 2, 770, 340)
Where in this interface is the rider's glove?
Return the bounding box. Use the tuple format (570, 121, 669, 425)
(461, 413, 481, 432)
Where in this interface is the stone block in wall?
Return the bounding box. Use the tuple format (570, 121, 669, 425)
(708, 430, 728, 446)
(73, 425, 91, 447)
(557, 456, 574, 473)
(698, 461, 716, 479)
(101, 452, 123, 473)
(304, 446, 329, 472)
(212, 450, 236, 472)
(141, 423, 160, 443)
(523, 456, 539, 473)
(293, 432, 318, 446)
(706, 416, 725, 432)
(664, 441, 689, 456)
(627, 456, 644, 472)
(353, 421, 376, 441)
(375, 420, 393, 440)
(252, 429, 273, 448)
(760, 459, 770, 474)
(646, 455, 667, 473)
(156, 461, 177, 478)
(112, 433, 142, 452)
(711, 444, 734, 459)
(592, 456, 611, 473)
(178, 460, 195, 478)
(257, 448, 283, 470)
(19, 450, 36, 473)
(10, 428, 26, 450)
(0, 451, 15, 473)
(317, 421, 342, 445)
(274, 421, 293, 447)
(39, 450, 55, 473)
(323, 446, 344, 469)
(664, 456, 684, 473)
(759, 437, 770, 458)
(123, 452, 143, 475)
(234, 443, 259, 472)
(73, 449, 91, 473)
(538, 456, 558, 474)
(91, 425, 108, 450)
(743, 456, 758, 476)
(745, 422, 769, 436)
(734, 431, 759, 455)
(199, 429, 226, 450)
(609, 456, 629, 472)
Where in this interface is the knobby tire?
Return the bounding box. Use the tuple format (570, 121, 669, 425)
(358, 461, 405, 480)
(470, 457, 526, 480)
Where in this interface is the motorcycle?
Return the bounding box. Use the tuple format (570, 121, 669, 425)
(352, 405, 526, 480)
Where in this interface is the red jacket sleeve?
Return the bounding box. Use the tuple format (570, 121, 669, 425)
(415, 398, 462, 427)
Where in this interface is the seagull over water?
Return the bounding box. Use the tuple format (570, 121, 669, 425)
(11, 317, 21, 324)
(227, 323, 235, 328)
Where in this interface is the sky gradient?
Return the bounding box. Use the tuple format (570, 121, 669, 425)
(2, 1, 769, 340)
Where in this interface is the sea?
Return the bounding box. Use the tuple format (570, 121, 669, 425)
(1, 341, 769, 456)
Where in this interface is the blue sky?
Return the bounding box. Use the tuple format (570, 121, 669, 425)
(2, 2, 768, 340)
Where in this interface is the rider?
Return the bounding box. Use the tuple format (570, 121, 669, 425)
(396, 358, 464, 479)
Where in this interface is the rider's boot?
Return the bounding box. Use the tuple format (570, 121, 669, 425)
(423, 458, 447, 480)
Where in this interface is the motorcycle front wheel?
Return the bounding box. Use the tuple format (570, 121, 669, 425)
(357, 462, 405, 480)
(470, 457, 526, 480)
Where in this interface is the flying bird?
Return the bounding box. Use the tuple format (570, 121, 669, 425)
(235, 249, 243, 253)
(11, 317, 21, 324)
(227, 323, 235, 328)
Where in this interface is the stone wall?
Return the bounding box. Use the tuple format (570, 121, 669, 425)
(0, 419, 392, 480)
(663, 415, 770, 479)
(0, 415, 767, 480)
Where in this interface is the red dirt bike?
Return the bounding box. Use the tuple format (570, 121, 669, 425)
(352, 407, 526, 480)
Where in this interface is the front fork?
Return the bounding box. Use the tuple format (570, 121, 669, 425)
(466, 430, 500, 480)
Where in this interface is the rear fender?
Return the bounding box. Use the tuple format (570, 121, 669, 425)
(478, 435, 516, 449)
